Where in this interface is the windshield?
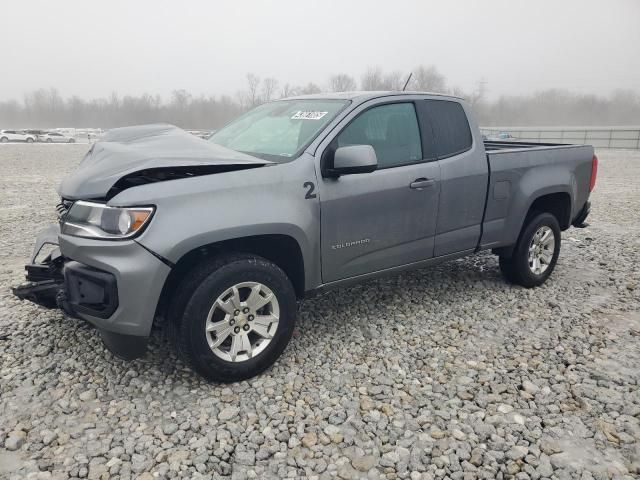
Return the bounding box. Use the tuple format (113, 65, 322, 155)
(209, 99, 349, 161)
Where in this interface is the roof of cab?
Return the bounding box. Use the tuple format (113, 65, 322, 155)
(281, 91, 463, 102)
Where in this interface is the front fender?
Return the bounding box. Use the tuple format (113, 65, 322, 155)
(112, 155, 322, 291)
(151, 222, 316, 289)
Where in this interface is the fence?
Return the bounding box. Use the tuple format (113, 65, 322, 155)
(480, 126, 640, 150)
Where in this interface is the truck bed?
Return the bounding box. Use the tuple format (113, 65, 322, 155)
(480, 140, 594, 250)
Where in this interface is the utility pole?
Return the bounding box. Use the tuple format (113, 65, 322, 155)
(477, 78, 488, 101)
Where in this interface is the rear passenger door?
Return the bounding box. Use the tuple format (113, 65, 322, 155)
(318, 100, 441, 283)
(417, 100, 489, 256)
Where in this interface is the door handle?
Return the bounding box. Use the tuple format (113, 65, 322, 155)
(410, 178, 435, 189)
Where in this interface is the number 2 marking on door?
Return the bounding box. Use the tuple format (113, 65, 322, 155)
(303, 181, 317, 199)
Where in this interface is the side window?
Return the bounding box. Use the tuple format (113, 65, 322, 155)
(421, 100, 472, 158)
(336, 103, 422, 169)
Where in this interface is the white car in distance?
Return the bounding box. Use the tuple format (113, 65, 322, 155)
(39, 132, 76, 143)
(0, 130, 36, 143)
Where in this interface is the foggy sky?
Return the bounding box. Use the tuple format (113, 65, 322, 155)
(2, 0, 639, 101)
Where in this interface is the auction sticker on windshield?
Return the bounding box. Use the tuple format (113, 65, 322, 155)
(291, 111, 328, 120)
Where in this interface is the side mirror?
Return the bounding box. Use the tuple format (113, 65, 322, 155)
(326, 145, 378, 177)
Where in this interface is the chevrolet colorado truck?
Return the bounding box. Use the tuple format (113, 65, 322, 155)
(13, 92, 597, 382)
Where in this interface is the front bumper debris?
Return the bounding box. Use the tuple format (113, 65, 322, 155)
(12, 243, 120, 320)
(12, 274, 64, 309)
(11, 223, 170, 361)
(12, 225, 66, 309)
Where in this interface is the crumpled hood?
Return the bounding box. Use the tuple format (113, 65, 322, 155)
(58, 124, 272, 200)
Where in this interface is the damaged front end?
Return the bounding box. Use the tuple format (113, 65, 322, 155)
(12, 225, 67, 311)
(12, 211, 120, 323)
(12, 123, 272, 361)
(12, 219, 138, 358)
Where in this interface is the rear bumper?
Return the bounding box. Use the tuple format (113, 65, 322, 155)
(12, 224, 171, 359)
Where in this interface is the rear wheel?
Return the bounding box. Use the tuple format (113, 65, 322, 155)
(46, 138, 52, 143)
(499, 212, 561, 288)
(170, 254, 297, 382)
(26, 137, 34, 143)
(68, 138, 75, 143)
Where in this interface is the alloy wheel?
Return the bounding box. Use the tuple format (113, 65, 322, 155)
(205, 281, 280, 362)
(528, 226, 555, 275)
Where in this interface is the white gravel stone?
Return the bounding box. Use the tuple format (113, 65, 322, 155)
(522, 380, 540, 395)
(218, 406, 240, 421)
(5, 432, 26, 451)
(351, 455, 377, 472)
(78, 389, 96, 401)
(508, 446, 529, 461)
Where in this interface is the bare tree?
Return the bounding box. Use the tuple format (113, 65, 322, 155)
(171, 89, 191, 109)
(381, 71, 404, 91)
(261, 77, 279, 102)
(280, 83, 299, 98)
(235, 91, 250, 110)
(412, 65, 447, 92)
(329, 74, 357, 92)
(246, 73, 261, 106)
(360, 66, 384, 90)
(299, 83, 322, 95)
(449, 86, 467, 98)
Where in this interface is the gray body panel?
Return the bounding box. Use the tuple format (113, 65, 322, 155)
(313, 95, 442, 282)
(481, 144, 594, 249)
(58, 226, 171, 336)
(433, 103, 488, 256)
(319, 161, 441, 282)
(113, 153, 323, 291)
(43, 91, 593, 339)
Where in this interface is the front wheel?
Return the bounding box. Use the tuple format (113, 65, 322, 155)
(0, 137, 8, 143)
(499, 212, 561, 288)
(170, 254, 297, 382)
(26, 137, 34, 143)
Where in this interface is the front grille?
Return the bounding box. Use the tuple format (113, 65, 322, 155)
(56, 199, 73, 222)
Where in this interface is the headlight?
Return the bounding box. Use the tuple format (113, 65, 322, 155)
(61, 200, 154, 240)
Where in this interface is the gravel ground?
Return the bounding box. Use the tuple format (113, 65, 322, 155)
(0, 144, 639, 480)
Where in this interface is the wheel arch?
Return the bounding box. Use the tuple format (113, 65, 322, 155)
(154, 234, 306, 324)
(495, 189, 572, 259)
(526, 191, 572, 230)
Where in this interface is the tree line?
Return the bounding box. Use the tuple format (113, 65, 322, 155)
(1, 65, 638, 129)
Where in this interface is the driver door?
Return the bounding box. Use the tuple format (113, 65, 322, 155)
(318, 101, 441, 283)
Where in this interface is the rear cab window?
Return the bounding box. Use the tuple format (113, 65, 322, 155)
(417, 99, 473, 159)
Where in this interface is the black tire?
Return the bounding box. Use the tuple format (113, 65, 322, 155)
(499, 212, 561, 288)
(68, 138, 75, 143)
(26, 137, 34, 143)
(0, 137, 8, 143)
(46, 138, 52, 143)
(169, 254, 297, 382)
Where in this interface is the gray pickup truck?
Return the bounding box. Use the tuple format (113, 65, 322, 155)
(13, 91, 597, 382)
